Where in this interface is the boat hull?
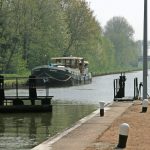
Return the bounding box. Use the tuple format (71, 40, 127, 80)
(31, 65, 92, 87)
(35, 74, 92, 87)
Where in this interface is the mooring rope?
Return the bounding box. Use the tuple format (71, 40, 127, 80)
(37, 72, 73, 82)
(47, 75, 72, 82)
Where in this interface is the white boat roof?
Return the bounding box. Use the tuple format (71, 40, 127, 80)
(84, 61, 89, 64)
(51, 57, 83, 60)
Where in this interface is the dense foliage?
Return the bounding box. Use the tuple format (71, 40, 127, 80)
(104, 17, 139, 69)
(0, 0, 141, 75)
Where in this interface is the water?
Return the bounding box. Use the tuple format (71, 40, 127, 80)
(48, 70, 145, 104)
(0, 70, 148, 149)
(0, 105, 95, 150)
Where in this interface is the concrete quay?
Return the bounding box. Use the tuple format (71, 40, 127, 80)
(32, 102, 132, 150)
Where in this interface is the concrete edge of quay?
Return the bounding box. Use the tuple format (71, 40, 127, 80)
(31, 101, 132, 150)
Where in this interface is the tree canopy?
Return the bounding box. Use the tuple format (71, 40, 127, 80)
(0, 0, 141, 75)
(104, 17, 139, 68)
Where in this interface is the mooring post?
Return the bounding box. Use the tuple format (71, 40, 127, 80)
(134, 78, 138, 100)
(119, 73, 126, 98)
(142, 99, 148, 112)
(117, 123, 129, 148)
(45, 82, 49, 97)
(16, 77, 18, 99)
(0, 75, 4, 105)
(99, 101, 105, 117)
(29, 75, 37, 105)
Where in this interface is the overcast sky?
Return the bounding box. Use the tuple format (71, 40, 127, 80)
(85, 0, 149, 40)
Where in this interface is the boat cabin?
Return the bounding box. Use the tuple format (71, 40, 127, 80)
(51, 57, 85, 69)
(51, 56, 89, 74)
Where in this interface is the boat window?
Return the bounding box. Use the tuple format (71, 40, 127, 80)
(56, 59, 61, 63)
(65, 59, 77, 68)
(65, 59, 71, 67)
(71, 59, 76, 68)
(54, 59, 63, 66)
(51, 58, 83, 68)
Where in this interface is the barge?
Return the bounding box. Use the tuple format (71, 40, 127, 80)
(31, 56, 92, 86)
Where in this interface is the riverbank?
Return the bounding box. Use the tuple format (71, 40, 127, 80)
(1, 67, 141, 87)
(31, 102, 132, 150)
(92, 68, 142, 77)
(86, 100, 150, 150)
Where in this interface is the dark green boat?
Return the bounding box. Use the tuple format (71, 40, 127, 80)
(31, 56, 92, 86)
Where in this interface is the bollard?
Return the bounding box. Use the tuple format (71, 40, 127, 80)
(99, 102, 105, 117)
(142, 99, 149, 112)
(117, 123, 129, 148)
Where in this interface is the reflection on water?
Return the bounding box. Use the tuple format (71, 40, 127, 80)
(0, 70, 148, 149)
(0, 104, 96, 150)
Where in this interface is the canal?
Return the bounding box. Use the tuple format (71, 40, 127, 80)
(0, 70, 148, 149)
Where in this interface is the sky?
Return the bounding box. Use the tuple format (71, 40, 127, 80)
(85, 0, 149, 41)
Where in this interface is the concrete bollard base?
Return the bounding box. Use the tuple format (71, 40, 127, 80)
(142, 99, 148, 113)
(117, 134, 128, 148)
(100, 109, 104, 117)
(99, 101, 105, 117)
(117, 123, 129, 148)
(142, 107, 147, 112)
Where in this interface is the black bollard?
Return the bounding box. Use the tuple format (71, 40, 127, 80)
(142, 99, 148, 112)
(99, 102, 105, 117)
(117, 123, 129, 148)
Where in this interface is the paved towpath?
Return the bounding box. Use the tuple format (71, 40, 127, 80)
(32, 102, 132, 150)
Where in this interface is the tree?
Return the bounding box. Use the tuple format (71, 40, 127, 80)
(26, 0, 69, 69)
(100, 37, 115, 71)
(104, 16, 139, 68)
(0, 0, 20, 73)
(1, 1, 140, 75)
(62, 0, 103, 57)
